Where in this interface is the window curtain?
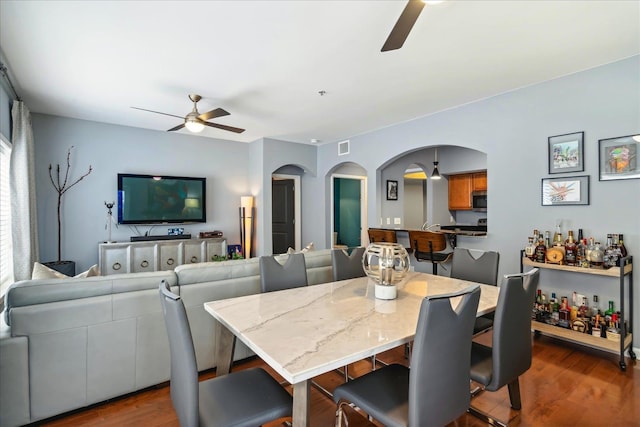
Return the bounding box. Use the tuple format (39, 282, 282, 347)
(10, 100, 38, 280)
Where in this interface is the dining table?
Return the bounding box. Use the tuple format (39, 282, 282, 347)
(204, 270, 500, 427)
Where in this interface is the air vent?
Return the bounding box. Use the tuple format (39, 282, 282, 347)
(338, 140, 350, 156)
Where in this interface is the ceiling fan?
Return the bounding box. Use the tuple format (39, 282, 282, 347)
(132, 94, 245, 134)
(382, 0, 439, 52)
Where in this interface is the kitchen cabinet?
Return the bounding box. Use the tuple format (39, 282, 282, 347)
(472, 172, 487, 191)
(99, 238, 227, 275)
(521, 253, 635, 370)
(448, 171, 487, 210)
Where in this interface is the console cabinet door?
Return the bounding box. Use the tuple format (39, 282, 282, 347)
(100, 246, 131, 275)
(184, 241, 205, 264)
(206, 239, 227, 261)
(131, 245, 156, 273)
(158, 243, 180, 271)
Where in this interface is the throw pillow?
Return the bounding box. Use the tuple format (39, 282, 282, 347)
(74, 264, 100, 278)
(31, 262, 100, 280)
(31, 262, 68, 279)
(287, 242, 315, 254)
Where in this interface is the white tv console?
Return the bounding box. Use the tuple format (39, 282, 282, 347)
(98, 237, 227, 275)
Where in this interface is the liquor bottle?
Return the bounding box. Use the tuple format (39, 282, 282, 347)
(590, 241, 604, 268)
(618, 234, 628, 263)
(553, 221, 562, 246)
(585, 237, 595, 265)
(558, 296, 570, 328)
(544, 231, 551, 249)
(591, 295, 600, 317)
(550, 292, 559, 324)
(580, 239, 590, 268)
(604, 234, 616, 268)
(577, 228, 584, 242)
(564, 230, 577, 266)
(535, 235, 547, 263)
(604, 301, 615, 321)
(579, 296, 589, 318)
(525, 236, 536, 260)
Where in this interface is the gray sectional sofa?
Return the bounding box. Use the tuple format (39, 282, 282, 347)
(0, 249, 333, 427)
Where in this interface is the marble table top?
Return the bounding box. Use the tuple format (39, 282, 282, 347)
(204, 271, 499, 385)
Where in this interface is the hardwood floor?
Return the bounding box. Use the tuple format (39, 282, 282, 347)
(38, 334, 639, 427)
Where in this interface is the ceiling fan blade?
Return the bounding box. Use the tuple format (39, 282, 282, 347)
(131, 107, 185, 119)
(203, 121, 245, 134)
(167, 123, 185, 132)
(198, 108, 230, 122)
(381, 0, 425, 52)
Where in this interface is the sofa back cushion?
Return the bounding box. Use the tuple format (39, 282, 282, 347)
(174, 249, 333, 287)
(4, 271, 177, 326)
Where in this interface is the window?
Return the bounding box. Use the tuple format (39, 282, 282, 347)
(0, 134, 13, 298)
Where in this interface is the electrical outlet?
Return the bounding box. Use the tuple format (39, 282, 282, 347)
(386, 217, 390, 225)
(394, 217, 401, 225)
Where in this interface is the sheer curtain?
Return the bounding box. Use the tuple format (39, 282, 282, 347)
(10, 100, 38, 280)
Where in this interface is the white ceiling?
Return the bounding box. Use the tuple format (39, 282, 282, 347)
(1, 1, 639, 145)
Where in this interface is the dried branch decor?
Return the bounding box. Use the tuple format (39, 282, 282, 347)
(48, 146, 92, 263)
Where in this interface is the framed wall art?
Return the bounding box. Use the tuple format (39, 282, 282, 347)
(598, 134, 640, 181)
(548, 131, 584, 174)
(386, 180, 398, 200)
(541, 175, 589, 206)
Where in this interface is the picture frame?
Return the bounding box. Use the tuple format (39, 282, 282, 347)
(386, 180, 398, 200)
(541, 175, 589, 206)
(598, 134, 640, 181)
(548, 131, 584, 174)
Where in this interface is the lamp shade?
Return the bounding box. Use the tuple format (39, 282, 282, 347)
(241, 196, 254, 213)
(185, 114, 204, 132)
(431, 161, 441, 180)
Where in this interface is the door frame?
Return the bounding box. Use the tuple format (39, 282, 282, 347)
(272, 174, 301, 251)
(330, 174, 368, 248)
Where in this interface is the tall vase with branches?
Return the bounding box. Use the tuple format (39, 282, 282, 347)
(47, 146, 92, 271)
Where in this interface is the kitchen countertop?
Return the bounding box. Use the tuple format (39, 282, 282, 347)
(373, 226, 487, 237)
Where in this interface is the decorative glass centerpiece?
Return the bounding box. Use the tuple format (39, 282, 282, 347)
(362, 242, 410, 300)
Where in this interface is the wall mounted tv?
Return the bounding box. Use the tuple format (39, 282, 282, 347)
(117, 174, 206, 224)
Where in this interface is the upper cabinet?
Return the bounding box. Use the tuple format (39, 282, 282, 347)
(448, 171, 487, 210)
(472, 172, 487, 191)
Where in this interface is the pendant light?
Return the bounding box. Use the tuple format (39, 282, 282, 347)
(431, 148, 441, 180)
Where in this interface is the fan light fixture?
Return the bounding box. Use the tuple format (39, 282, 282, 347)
(431, 148, 441, 180)
(185, 113, 204, 133)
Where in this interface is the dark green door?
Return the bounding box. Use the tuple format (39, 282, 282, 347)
(334, 178, 361, 248)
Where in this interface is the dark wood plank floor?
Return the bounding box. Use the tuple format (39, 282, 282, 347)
(38, 333, 639, 427)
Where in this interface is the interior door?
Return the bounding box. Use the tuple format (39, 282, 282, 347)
(272, 179, 295, 254)
(333, 178, 361, 248)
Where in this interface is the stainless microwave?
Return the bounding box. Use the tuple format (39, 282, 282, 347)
(472, 191, 487, 212)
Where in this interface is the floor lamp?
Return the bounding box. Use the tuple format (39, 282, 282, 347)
(239, 196, 255, 259)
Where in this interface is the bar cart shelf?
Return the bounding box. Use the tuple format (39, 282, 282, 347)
(521, 253, 634, 371)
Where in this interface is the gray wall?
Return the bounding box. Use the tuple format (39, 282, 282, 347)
(316, 56, 639, 338)
(25, 55, 640, 343)
(32, 115, 251, 270)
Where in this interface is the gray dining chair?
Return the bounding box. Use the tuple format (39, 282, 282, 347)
(468, 268, 540, 427)
(449, 247, 500, 335)
(158, 280, 292, 427)
(259, 252, 308, 293)
(333, 285, 481, 427)
(331, 247, 366, 281)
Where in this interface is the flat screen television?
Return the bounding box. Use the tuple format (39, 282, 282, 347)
(117, 173, 206, 224)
